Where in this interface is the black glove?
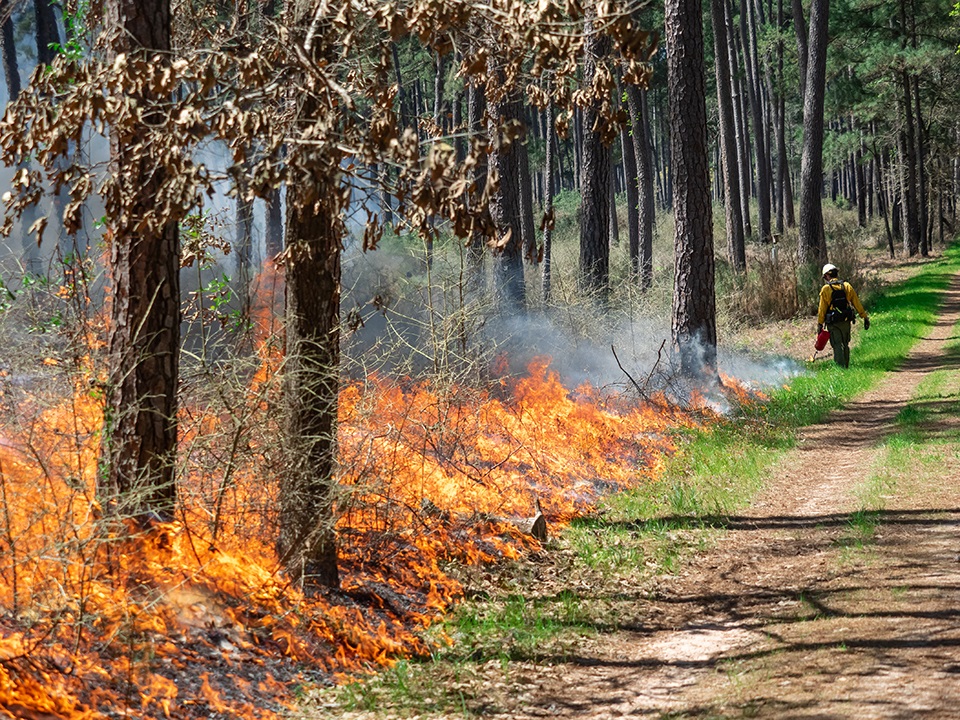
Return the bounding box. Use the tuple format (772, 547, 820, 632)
(817, 324, 823, 334)
(864, 317, 870, 330)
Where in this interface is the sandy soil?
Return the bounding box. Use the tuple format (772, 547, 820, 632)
(515, 273, 960, 718)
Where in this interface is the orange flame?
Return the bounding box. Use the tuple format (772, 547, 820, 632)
(0, 264, 755, 718)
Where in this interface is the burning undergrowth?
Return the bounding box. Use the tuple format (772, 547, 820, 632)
(0, 265, 756, 719)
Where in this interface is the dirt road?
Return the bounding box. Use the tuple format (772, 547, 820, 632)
(519, 275, 960, 718)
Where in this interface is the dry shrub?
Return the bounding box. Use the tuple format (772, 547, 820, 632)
(716, 204, 886, 328)
(720, 244, 802, 325)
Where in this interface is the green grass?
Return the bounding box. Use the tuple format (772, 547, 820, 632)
(447, 591, 594, 662)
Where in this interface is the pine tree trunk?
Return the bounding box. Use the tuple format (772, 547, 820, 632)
(102, 0, 180, 518)
(236, 173, 254, 319)
(774, 0, 786, 234)
(912, 76, 928, 256)
(792, 0, 808, 99)
(452, 84, 465, 162)
(573, 106, 584, 190)
(34, 0, 60, 66)
(639, 88, 656, 288)
(433, 49, 447, 130)
(620, 99, 640, 277)
(898, 73, 920, 256)
(653, 92, 668, 209)
(578, 11, 612, 300)
(608, 160, 620, 247)
(554, 123, 568, 190)
(467, 76, 487, 290)
(667, 0, 717, 377)
(856, 133, 867, 227)
(1, 12, 19, 101)
(876, 149, 895, 257)
(726, 0, 753, 240)
(265, 187, 284, 259)
(890, 145, 903, 242)
(661, 91, 674, 209)
(278, 0, 342, 589)
(542, 94, 555, 302)
(488, 81, 526, 310)
(797, 0, 829, 266)
(518, 125, 539, 264)
(625, 84, 655, 289)
(740, 0, 772, 243)
(391, 43, 411, 131)
(712, 0, 746, 272)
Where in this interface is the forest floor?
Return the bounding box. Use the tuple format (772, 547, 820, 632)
(497, 269, 960, 718)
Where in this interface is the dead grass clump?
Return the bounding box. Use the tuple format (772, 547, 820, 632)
(719, 247, 802, 325)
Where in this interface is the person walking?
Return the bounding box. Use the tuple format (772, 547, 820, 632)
(817, 263, 870, 368)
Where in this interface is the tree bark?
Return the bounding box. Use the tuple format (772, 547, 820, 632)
(467, 76, 487, 291)
(898, 70, 919, 256)
(542, 93, 555, 302)
(792, 0, 808, 99)
(875, 147, 895, 257)
(265, 187, 284, 259)
(487, 83, 526, 311)
(518, 125, 539, 264)
(912, 75, 928, 256)
(33, 0, 60, 66)
(102, 0, 180, 518)
(712, 0, 746, 272)
(391, 42, 412, 131)
(236, 174, 254, 319)
(740, 0, 772, 243)
(667, 0, 717, 377)
(797, 0, 829, 266)
(726, 0, 753, 240)
(278, 0, 342, 589)
(637, 86, 655, 288)
(578, 10, 612, 300)
(608, 159, 619, 247)
(573, 106, 583, 190)
(433, 48, 447, 130)
(1, 11, 19, 101)
(452, 79, 465, 162)
(620, 94, 640, 278)
(855, 132, 867, 227)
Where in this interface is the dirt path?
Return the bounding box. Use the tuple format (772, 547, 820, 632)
(519, 275, 960, 719)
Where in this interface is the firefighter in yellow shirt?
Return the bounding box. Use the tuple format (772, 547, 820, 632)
(817, 263, 870, 368)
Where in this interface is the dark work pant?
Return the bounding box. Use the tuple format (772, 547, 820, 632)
(828, 321, 852, 368)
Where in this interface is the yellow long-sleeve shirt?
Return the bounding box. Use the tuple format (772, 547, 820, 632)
(818, 279, 868, 325)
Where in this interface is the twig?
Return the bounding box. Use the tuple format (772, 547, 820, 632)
(611, 340, 666, 399)
(645, 339, 667, 388)
(611, 344, 644, 396)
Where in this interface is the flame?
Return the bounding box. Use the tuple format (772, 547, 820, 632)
(0, 265, 751, 718)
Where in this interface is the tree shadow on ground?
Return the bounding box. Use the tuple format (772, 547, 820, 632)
(577, 507, 960, 534)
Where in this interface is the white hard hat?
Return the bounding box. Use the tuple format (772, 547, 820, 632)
(822, 263, 838, 276)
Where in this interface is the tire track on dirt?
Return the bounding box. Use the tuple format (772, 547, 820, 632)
(518, 273, 960, 719)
